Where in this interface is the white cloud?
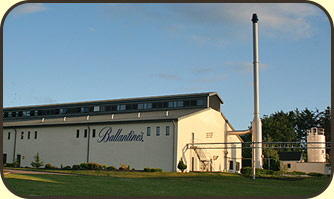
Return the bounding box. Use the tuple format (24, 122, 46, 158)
(101, 3, 323, 41)
(11, 3, 47, 16)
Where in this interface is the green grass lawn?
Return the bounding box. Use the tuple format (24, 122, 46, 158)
(3, 169, 331, 197)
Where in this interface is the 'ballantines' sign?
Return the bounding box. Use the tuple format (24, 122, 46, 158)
(97, 127, 144, 143)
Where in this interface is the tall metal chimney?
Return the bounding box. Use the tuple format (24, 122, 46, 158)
(251, 13, 263, 169)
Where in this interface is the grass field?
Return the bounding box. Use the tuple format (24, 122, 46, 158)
(3, 169, 331, 197)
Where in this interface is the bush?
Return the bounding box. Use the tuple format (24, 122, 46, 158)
(4, 163, 16, 168)
(119, 164, 130, 171)
(72, 164, 81, 170)
(106, 166, 117, 171)
(240, 167, 252, 176)
(31, 152, 44, 168)
(288, 171, 307, 175)
(308, 172, 324, 177)
(177, 158, 187, 172)
(144, 168, 163, 172)
(63, 166, 72, 170)
(240, 167, 277, 177)
(87, 163, 103, 170)
(45, 163, 57, 169)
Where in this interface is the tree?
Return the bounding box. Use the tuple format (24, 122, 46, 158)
(177, 158, 187, 172)
(31, 152, 44, 168)
(262, 111, 297, 143)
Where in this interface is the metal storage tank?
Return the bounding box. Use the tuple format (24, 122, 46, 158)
(307, 127, 326, 162)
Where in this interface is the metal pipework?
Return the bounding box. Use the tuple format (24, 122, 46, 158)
(251, 13, 263, 169)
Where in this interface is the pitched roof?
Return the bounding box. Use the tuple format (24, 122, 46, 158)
(4, 92, 222, 110)
(3, 108, 206, 128)
(279, 152, 303, 161)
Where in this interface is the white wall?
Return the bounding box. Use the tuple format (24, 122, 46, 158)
(3, 121, 175, 171)
(176, 108, 242, 172)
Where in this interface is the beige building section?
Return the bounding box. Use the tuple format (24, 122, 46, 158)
(3, 108, 243, 173)
(280, 161, 330, 175)
(177, 108, 242, 172)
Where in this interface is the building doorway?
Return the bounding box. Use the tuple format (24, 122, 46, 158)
(16, 154, 21, 167)
(3, 153, 7, 164)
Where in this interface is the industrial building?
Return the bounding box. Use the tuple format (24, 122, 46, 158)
(279, 127, 330, 175)
(3, 92, 243, 172)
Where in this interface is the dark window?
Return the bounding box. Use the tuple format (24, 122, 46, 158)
(82, 107, 89, 113)
(177, 101, 183, 107)
(131, 104, 138, 110)
(197, 99, 204, 106)
(126, 104, 132, 110)
(84, 129, 88, 138)
(184, 100, 191, 107)
(162, 102, 168, 108)
(4, 112, 8, 118)
(166, 126, 170, 136)
(111, 105, 117, 111)
(287, 163, 291, 169)
(105, 106, 112, 111)
(18, 111, 23, 117)
(76, 130, 80, 138)
(21, 132, 24, 139)
(117, 105, 126, 111)
(190, 100, 197, 106)
(29, 111, 34, 116)
(92, 129, 96, 138)
(28, 131, 31, 139)
(12, 112, 17, 117)
(37, 110, 42, 116)
(60, 108, 68, 114)
(147, 127, 151, 136)
(156, 126, 160, 136)
(168, 101, 176, 108)
(7, 132, 10, 140)
(89, 107, 94, 112)
(229, 161, 234, 170)
(34, 131, 38, 139)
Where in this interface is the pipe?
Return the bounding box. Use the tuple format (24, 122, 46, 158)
(13, 128, 17, 163)
(252, 13, 263, 169)
(172, 120, 177, 172)
(228, 130, 251, 135)
(86, 125, 91, 163)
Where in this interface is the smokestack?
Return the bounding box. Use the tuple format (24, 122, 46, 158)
(251, 13, 263, 169)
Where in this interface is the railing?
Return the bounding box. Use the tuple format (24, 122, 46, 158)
(187, 141, 331, 150)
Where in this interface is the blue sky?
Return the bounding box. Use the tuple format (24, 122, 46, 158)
(3, 3, 331, 130)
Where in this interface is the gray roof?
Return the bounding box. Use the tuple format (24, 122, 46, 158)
(3, 108, 206, 128)
(4, 92, 222, 110)
(279, 152, 303, 161)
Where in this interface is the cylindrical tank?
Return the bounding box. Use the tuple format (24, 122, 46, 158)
(307, 127, 326, 162)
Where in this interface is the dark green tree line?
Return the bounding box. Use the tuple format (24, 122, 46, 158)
(241, 107, 331, 170)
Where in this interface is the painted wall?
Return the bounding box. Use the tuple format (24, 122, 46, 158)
(3, 109, 242, 172)
(280, 161, 330, 174)
(176, 108, 242, 172)
(3, 121, 175, 171)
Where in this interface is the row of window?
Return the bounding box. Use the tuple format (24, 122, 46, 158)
(76, 129, 97, 138)
(4, 99, 205, 119)
(147, 126, 170, 136)
(7, 131, 38, 140)
(75, 126, 171, 138)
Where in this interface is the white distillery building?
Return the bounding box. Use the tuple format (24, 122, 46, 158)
(3, 92, 243, 172)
